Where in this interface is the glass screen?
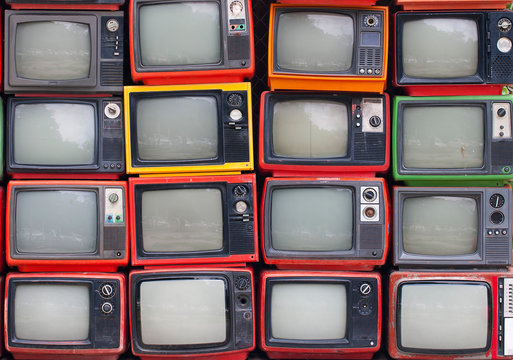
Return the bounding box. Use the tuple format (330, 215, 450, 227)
(14, 283, 90, 341)
(271, 188, 353, 251)
(271, 283, 347, 340)
(15, 190, 97, 254)
(276, 12, 354, 72)
(136, 96, 218, 161)
(402, 196, 478, 256)
(402, 18, 478, 78)
(140, 279, 227, 345)
(14, 103, 95, 165)
(400, 283, 489, 350)
(15, 21, 91, 81)
(139, 2, 221, 66)
(272, 100, 349, 158)
(402, 106, 484, 169)
(141, 188, 223, 252)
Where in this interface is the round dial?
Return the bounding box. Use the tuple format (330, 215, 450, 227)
(233, 185, 248, 197)
(104, 103, 121, 119)
(109, 193, 119, 203)
(106, 19, 119, 32)
(491, 211, 505, 225)
(227, 93, 243, 106)
(490, 193, 505, 208)
(230, 1, 244, 16)
(235, 276, 250, 290)
(499, 18, 512, 32)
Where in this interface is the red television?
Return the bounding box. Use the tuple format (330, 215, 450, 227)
(6, 180, 128, 272)
(389, 269, 513, 360)
(6, 0, 124, 10)
(5, 272, 127, 360)
(128, 174, 258, 267)
(259, 269, 381, 360)
(393, 10, 513, 96)
(130, 266, 255, 360)
(4, 10, 123, 94)
(129, 0, 254, 85)
(261, 177, 389, 271)
(6, 96, 124, 179)
(259, 91, 389, 177)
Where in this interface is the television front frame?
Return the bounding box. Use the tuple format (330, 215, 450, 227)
(129, 174, 258, 267)
(4, 272, 127, 360)
(267, 4, 388, 93)
(4, 10, 124, 94)
(6, 96, 125, 180)
(259, 91, 390, 177)
(124, 82, 253, 176)
(6, 180, 129, 272)
(388, 270, 513, 360)
(393, 95, 513, 186)
(129, 0, 255, 85)
(392, 10, 513, 96)
(261, 177, 389, 271)
(129, 266, 255, 360)
(6, 0, 124, 10)
(259, 269, 381, 360)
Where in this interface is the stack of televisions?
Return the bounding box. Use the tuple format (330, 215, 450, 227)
(2, 0, 513, 359)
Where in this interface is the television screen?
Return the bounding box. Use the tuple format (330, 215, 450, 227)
(130, 267, 254, 359)
(268, 4, 388, 93)
(130, 0, 254, 85)
(260, 270, 381, 360)
(13, 103, 95, 166)
(125, 83, 253, 175)
(4, 10, 124, 93)
(398, 282, 489, 351)
(14, 283, 90, 341)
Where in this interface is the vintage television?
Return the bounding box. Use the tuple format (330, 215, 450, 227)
(267, 3, 388, 93)
(393, 95, 513, 186)
(259, 91, 388, 177)
(6, 97, 124, 179)
(129, 0, 254, 85)
(130, 266, 254, 360)
(393, 0, 512, 10)
(393, 10, 513, 96)
(129, 174, 257, 267)
(394, 186, 512, 268)
(6, 0, 124, 10)
(261, 177, 389, 271)
(125, 82, 253, 175)
(4, 10, 123, 94)
(389, 269, 513, 360)
(6, 180, 128, 272)
(259, 269, 381, 360)
(5, 272, 126, 360)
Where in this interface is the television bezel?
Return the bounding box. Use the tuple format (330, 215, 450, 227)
(261, 177, 389, 271)
(6, 180, 129, 272)
(6, 96, 125, 179)
(4, 272, 127, 359)
(393, 95, 513, 184)
(6, 0, 124, 10)
(129, 174, 258, 267)
(267, 3, 388, 93)
(129, 0, 255, 85)
(129, 266, 255, 360)
(393, 186, 512, 267)
(259, 269, 381, 360)
(388, 270, 503, 360)
(258, 91, 390, 177)
(124, 82, 254, 176)
(393, 0, 512, 10)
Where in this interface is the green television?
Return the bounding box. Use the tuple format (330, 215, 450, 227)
(393, 95, 513, 186)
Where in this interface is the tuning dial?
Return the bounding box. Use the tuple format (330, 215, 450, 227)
(360, 282, 372, 296)
(233, 185, 248, 197)
(499, 18, 512, 32)
(106, 19, 119, 32)
(101, 302, 114, 314)
(227, 93, 243, 106)
(100, 283, 115, 298)
(108, 193, 119, 203)
(235, 276, 250, 290)
(491, 211, 505, 225)
(369, 116, 381, 127)
(230, 0, 244, 16)
(104, 103, 121, 119)
(498, 108, 508, 117)
(362, 188, 377, 202)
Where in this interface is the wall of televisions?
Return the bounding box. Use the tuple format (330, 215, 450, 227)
(0, 0, 512, 359)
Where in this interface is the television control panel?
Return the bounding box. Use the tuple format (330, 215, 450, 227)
(100, 186, 127, 259)
(489, 11, 513, 84)
(101, 98, 125, 174)
(357, 11, 385, 77)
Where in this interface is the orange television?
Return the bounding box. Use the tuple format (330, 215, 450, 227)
(129, 0, 254, 85)
(268, 3, 388, 92)
(6, 180, 128, 272)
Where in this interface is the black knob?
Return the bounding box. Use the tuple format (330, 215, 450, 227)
(491, 211, 505, 225)
(369, 116, 381, 127)
(233, 185, 248, 197)
(227, 93, 243, 107)
(235, 276, 250, 290)
(498, 108, 507, 117)
(101, 302, 114, 314)
(363, 188, 377, 202)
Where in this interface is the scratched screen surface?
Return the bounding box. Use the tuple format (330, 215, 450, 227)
(402, 106, 484, 169)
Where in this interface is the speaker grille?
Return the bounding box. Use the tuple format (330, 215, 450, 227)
(359, 225, 383, 250)
(359, 48, 382, 67)
(491, 56, 513, 82)
(354, 133, 385, 161)
(100, 62, 123, 86)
